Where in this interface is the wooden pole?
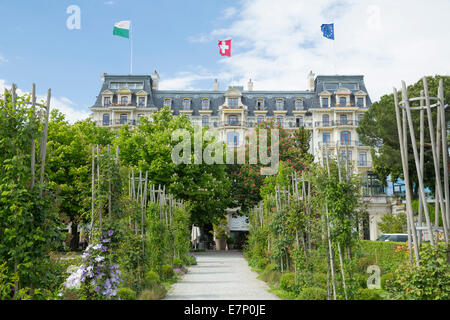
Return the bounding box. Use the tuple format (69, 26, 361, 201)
(30, 84, 36, 189)
(39, 89, 51, 197)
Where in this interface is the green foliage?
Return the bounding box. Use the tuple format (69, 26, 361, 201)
(279, 273, 296, 293)
(144, 271, 160, 287)
(381, 272, 394, 290)
(378, 213, 407, 234)
(183, 254, 197, 266)
(260, 264, 282, 286)
(387, 243, 450, 300)
(137, 286, 167, 300)
(356, 240, 408, 273)
(357, 75, 450, 190)
(161, 264, 174, 280)
(212, 217, 229, 240)
(297, 287, 328, 300)
(173, 257, 183, 268)
(117, 287, 137, 300)
(354, 288, 383, 300)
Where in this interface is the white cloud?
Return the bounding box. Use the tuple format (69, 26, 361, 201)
(223, 7, 237, 20)
(104, 1, 114, 5)
(180, 0, 450, 101)
(0, 54, 8, 63)
(0, 79, 90, 123)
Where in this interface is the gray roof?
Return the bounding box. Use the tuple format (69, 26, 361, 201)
(91, 74, 372, 116)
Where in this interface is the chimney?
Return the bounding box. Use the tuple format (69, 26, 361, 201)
(247, 79, 253, 91)
(152, 70, 160, 90)
(101, 72, 107, 83)
(307, 71, 315, 91)
(214, 79, 219, 91)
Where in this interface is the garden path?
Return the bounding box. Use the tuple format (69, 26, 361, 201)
(164, 251, 280, 300)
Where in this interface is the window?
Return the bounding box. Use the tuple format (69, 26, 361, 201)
(339, 97, 347, 106)
(322, 97, 329, 108)
(340, 150, 352, 162)
(276, 99, 284, 111)
(120, 114, 128, 125)
(102, 114, 110, 126)
(340, 83, 358, 90)
(164, 98, 172, 108)
(202, 98, 210, 110)
(228, 98, 239, 108)
(138, 97, 146, 107)
(359, 152, 367, 166)
(324, 83, 339, 91)
(227, 132, 239, 147)
(322, 114, 330, 126)
(341, 131, 351, 145)
(202, 116, 209, 126)
(182, 98, 190, 110)
(295, 99, 304, 110)
(121, 96, 128, 105)
(104, 97, 111, 107)
(323, 133, 331, 145)
(296, 116, 303, 127)
(257, 116, 264, 123)
(357, 97, 364, 107)
(228, 115, 239, 125)
(340, 114, 348, 125)
(256, 99, 264, 110)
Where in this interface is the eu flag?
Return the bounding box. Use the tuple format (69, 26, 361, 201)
(321, 23, 334, 40)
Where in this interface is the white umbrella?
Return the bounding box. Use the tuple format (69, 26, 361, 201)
(190, 225, 201, 249)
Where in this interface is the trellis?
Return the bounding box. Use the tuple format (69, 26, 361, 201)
(393, 77, 449, 265)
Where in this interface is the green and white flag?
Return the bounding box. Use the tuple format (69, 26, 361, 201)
(113, 21, 130, 39)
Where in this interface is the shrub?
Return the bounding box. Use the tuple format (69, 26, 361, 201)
(184, 254, 197, 266)
(173, 257, 183, 268)
(161, 264, 174, 280)
(297, 287, 328, 300)
(312, 273, 328, 289)
(355, 273, 370, 289)
(357, 241, 408, 273)
(260, 264, 282, 286)
(117, 287, 136, 300)
(144, 271, 160, 288)
(358, 256, 375, 272)
(279, 273, 296, 293)
(137, 285, 167, 300)
(354, 288, 382, 300)
(381, 272, 394, 290)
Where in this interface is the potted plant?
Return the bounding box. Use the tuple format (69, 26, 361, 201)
(211, 218, 229, 250)
(226, 237, 236, 250)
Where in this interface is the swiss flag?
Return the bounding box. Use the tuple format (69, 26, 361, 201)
(218, 39, 231, 57)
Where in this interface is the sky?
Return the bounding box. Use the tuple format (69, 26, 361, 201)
(0, 0, 449, 123)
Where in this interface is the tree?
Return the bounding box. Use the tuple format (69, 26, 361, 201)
(228, 120, 314, 213)
(46, 110, 115, 250)
(357, 75, 450, 198)
(378, 213, 408, 234)
(115, 107, 231, 226)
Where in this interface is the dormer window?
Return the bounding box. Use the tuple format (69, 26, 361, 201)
(228, 98, 239, 108)
(202, 98, 210, 110)
(324, 83, 339, 91)
(164, 98, 172, 108)
(354, 90, 368, 108)
(121, 96, 129, 105)
(340, 83, 358, 90)
(182, 98, 191, 110)
(357, 97, 364, 107)
(322, 97, 329, 108)
(104, 97, 111, 107)
(339, 97, 346, 106)
(256, 98, 264, 110)
(138, 97, 146, 107)
(295, 99, 304, 110)
(276, 98, 284, 111)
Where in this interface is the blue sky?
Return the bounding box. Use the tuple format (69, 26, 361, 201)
(1, 0, 449, 122)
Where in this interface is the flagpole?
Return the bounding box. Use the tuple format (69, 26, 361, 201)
(130, 21, 133, 74)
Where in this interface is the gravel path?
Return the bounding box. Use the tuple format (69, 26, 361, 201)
(164, 251, 280, 300)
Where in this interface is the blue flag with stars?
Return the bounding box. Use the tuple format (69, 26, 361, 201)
(321, 23, 334, 40)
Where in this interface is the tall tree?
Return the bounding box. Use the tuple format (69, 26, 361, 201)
(357, 75, 450, 198)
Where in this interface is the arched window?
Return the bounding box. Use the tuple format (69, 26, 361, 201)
(341, 131, 351, 145)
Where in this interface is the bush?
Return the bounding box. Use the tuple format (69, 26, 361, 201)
(355, 273, 370, 289)
(173, 257, 183, 268)
(161, 264, 174, 280)
(354, 288, 382, 300)
(260, 264, 282, 286)
(357, 240, 408, 273)
(312, 273, 328, 289)
(381, 272, 394, 290)
(144, 271, 160, 288)
(279, 273, 296, 293)
(117, 287, 136, 300)
(297, 287, 328, 300)
(184, 254, 197, 266)
(137, 285, 167, 300)
(358, 256, 375, 272)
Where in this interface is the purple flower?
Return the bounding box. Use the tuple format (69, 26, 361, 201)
(95, 286, 101, 292)
(107, 230, 114, 237)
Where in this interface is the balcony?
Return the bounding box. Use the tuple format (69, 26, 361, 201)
(219, 121, 247, 127)
(335, 120, 358, 127)
(318, 140, 369, 148)
(98, 119, 138, 127)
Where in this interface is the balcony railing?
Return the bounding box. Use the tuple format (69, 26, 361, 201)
(319, 140, 369, 147)
(98, 119, 139, 126)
